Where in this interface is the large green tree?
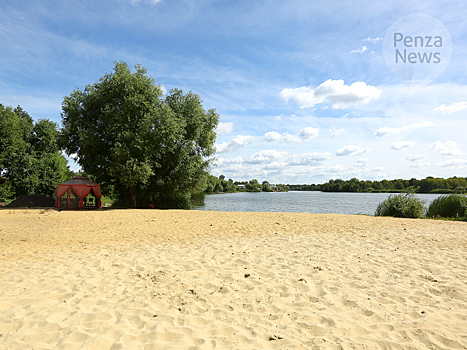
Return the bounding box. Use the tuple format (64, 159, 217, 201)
(61, 62, 219, 208)
(0, 104, 70, 200)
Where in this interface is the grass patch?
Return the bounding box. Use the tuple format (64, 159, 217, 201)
(375, 192, 425, 218)
(426, 194, 467, 219)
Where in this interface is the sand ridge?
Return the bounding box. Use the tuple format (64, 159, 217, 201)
(0, 209, 466, 349)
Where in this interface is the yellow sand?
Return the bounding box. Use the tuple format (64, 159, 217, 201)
(0, 209, 466, 349)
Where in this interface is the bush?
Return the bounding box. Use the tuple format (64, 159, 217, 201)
(426, 194, 467, 219)
(375, 192, 425, 218)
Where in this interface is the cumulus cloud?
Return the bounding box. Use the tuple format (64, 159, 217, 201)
(279, 79, 381, 109)
(216, 135, 254, 153)
(434, 102, 467, 115)
(246, 150, 289, 164)
(436, 159, 467, 168)
(355, 158, 368, 167)
(330, 128, 345, 138)
(327, 164, 346, 172)
(336, 145, 370, 156)
(406, 154, 427, 161)
(237, 150, 331, 169)
(299, 127, 319, 140)
(374, 122, 435, 137)
(217, 156, 243, 165)
(409, 160, 429, 168)
(350, 46, 368, 54)
(391, 141, 415, 150)
(289, 152, 332, 166)
(428, 141, 463, 156)
(263, 131, 299, 143)
(159, 84, 167, 95)
(263, 127, 319, 143)
(216, 122, 234, 135)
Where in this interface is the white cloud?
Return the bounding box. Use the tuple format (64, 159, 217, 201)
(350, 46, 368, 54)
(391, 141, 415, 150)
(436, 159, 467, 168)
(217, 156, 243, 165)
(289, 152, 332, 166)
(263, 131, 299, 143)
(374, 121, 435, 137)
(299, 127, 319, 140)
(247, 150, 289, 164)
(330, 128, 345, 138)
(263, 127, 319, 143)
(131, 0, 162, 4)
(261, 162, 287, 170)
(336, 145, 370, 156)
(159, 84, 168, 95)
(216, 122, 234, 135)
(327, 164, 346, 172)
(410, 161, 429, 168)
(407, 154, 427, 161)
(355, 158, 368, 167)
(428, 141, 463, 156)
(279, 79, 382, 109)
(434, 101, 467, 115)
(216, 135, 254, 153)
(363, 37, 383, 43)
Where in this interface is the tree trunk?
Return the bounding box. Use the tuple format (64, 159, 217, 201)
(130, 185, 137, 208)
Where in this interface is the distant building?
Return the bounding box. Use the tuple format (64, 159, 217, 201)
(269, 184, 277, 190)
(237, 184, 246, 190)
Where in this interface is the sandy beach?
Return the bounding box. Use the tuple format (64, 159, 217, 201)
(0, 209, 466, 349)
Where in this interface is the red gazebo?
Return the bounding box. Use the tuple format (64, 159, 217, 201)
(55, 176, 102, 210)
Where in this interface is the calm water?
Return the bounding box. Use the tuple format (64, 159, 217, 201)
(195, 191, 443, 215)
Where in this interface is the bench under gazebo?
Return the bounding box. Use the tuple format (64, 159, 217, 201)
(55, 176, 102, 210)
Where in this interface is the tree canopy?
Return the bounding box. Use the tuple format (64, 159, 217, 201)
(61, 62, 219, 208)
(0, 104, 70, 200)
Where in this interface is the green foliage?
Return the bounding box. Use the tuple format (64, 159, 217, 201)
(292, 176, 467, 193)
(375, 192, 425, 218)
(100, 196, 115, 208)
(426, 194, 467, 219)
(190, 192, 205, 206)
(61, 62, 219, 208)
(274, 184, 289, 192)
(262, 181, 273, 192)
(0, 178, 15, 202)
(0, 104, 70, 199)
(246, 179, 261, 192)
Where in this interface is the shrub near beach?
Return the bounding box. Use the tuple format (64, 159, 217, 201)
(426, 194, 467, 219)
(375, 192, 425, 218)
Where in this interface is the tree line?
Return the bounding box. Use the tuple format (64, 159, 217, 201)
(204, 175, 289, 193)
(288, 177, 467, 194)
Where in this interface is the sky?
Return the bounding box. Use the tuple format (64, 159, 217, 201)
(1, 0, 467, 184)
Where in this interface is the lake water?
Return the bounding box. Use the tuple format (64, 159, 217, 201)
(195, 191, 443, 215)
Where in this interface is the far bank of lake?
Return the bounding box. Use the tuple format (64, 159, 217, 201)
(195, 191, 443, 215)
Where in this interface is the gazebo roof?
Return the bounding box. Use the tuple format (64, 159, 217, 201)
(60, 176, 99, 186)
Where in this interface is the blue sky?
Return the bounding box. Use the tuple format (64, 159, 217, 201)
(2, 0, 467, 184)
